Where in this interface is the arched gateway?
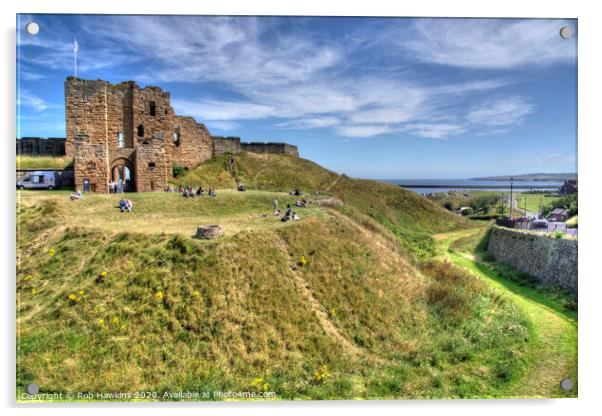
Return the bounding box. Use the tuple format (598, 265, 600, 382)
(110, 158, 135, 192)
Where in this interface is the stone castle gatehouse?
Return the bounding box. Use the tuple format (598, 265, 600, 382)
(65, 77, 298, 193)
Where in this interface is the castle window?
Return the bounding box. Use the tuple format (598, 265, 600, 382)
(173, 126, 181, 147)
(117, 132, 124, 148)
(149, 101, 156, 117)
(86, 161, 96, 171)
(137, 125, 144, 137)
(148, 162, 156, 171)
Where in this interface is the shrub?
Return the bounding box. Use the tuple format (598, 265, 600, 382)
(172, 165, 186, 178)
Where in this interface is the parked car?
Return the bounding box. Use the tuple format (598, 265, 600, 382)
(17, 171, 56, 190)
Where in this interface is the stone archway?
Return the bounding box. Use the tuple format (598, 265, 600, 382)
(110, 157, 136, 192)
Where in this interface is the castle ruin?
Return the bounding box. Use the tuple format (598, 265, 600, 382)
(65, 77, 298, 193)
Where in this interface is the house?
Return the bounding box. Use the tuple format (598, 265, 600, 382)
(559, 180, 577, 195)
(549, 208, 569, 222)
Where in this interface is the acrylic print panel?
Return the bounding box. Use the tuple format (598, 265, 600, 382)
(16, 14, 577, 402)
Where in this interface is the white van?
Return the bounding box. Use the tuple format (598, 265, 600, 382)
(17, 171, 56, 190)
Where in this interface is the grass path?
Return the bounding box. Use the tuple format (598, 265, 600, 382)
(437, 229, 577, 398)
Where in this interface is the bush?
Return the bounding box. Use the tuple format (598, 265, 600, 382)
(172, 165, 186, 178)
(443, 202, 454, 211)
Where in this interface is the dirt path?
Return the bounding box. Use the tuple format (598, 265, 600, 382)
(273, 234, 362, 357)
(325, 174, 342, 192)
(438, 229, 578, 398)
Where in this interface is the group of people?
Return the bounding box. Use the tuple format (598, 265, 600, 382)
(273, 198, 301, 222)
(289, 188, 303, 196)
(108, 180, 126, 194)
(177, 185, 217, 198)
(118, 198, 133, 213)
(70, 190, 83, 201)
(295, 198, 308, 207)
(279, 204, 300, 222)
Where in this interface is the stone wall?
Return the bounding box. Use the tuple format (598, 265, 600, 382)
(173, 116, 213, 169)
(487, 226, 577, 292)
(16, 137, 66, 156)
(212, 136, 242, 156)
(241, 142, 299, 157)
(212, 137, 299, 157)
(134, 135, 170, 192)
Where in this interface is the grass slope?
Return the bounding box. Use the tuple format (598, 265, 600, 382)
(16, 154, 549, 400)
(17, 155, 74, 170)
(438, 228, 577, 398)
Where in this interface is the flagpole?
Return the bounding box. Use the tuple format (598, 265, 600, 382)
(73, 38, 78, 77)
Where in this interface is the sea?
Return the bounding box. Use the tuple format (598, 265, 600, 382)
(380, 179, 564, 195)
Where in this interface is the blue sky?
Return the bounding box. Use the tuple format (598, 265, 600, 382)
(16, 15, 577, 179)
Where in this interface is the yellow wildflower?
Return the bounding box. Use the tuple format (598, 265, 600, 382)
(31, 288, 37, 295)
(98, 318, 105, 326)
(78, 289, 85, 296)
(112, 316, 119, 325)
(68, 293, 77, 301)
(155, 290, 164, 300)
(48, 248, 56, 257)
(299, 255, 308, 266)
(120, 324, 127, 332)
(262, 383, 269, 392)
(100, 271, 108, 278)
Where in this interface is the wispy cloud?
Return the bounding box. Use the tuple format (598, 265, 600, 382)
(17, 90, 49, 111)
(18, 16, 568, 140)
(467, 96, 534, 126)
(397, 19, 576, 70)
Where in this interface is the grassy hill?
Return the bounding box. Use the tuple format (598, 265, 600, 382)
(17, 153, 537, 400)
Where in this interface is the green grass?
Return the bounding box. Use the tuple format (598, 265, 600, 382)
(17, 155, 74, 170)
(438, 229, 577, 398)
(16, 153, 558, 401)
(517, 193, 560, 213)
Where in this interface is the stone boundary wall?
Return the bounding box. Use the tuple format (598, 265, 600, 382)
(16, 137, 66, 156)
(487, 226, 577, 292)
(212, 136, 299, 157)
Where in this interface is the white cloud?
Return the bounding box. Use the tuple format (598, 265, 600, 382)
(467, 96, 534, 126)
(17, 90, 49, 111)
(336, 124, 397, 138)
(404, 123, 466, 139)
(18, 16, 551, 140)
(172, 99, 274, 121)
(205, 121, 240, 131)
(398, 19, 576, 70)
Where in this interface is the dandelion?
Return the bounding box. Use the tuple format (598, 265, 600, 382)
(112, 316, 119, 325)
(155, 290, 164, 300)
(78, 289, 85, 296)
(250, 377, 264, 390)
(98, 318, 105, 326)
(48, 248, 56, 257)
(120, 324, 127, 332)
(24, 274, 33, 281)
(299, 256, 308, 266)
(31, 288, 37, 295)
(192, 290, 202, 300)
(68, 293, 77, 302)
(100, 271, 108, 278)
(262, 383, 269, 392)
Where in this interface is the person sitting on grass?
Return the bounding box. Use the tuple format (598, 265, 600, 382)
(237, 182, 245, 192)
(125, 199, 133, 213)
(292, 212, 300, 221)
(281, 204, 292, 222)
(209, 188, 217, 198)
(196, 186, 204, 196)
(70, 190, 83, 201)
(274, 209, 280, 216)
(119, 198, 127, 212)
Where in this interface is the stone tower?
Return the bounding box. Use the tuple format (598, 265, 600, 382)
(64, 77, 213, 193)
